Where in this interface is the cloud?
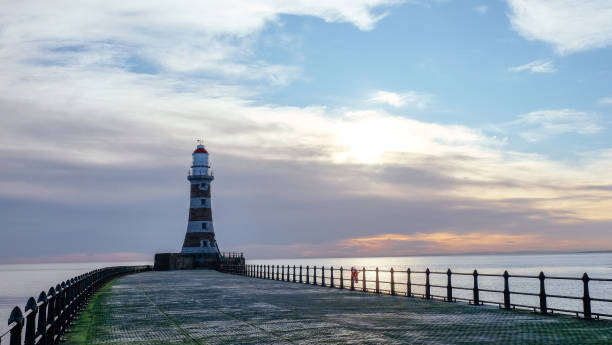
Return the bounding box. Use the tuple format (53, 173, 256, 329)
(2, 1, 612, 260)
(0, 0, 398, 88)
(599, 96, 612, 105)
(474, 5, 488, 15)
(507, 0, 612, 54)
(369, 90, 433, 108)
(505, 109, 603, 142)
(508, 60, 556, 73)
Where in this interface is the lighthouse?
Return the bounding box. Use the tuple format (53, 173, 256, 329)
(180, 142, 220, 255)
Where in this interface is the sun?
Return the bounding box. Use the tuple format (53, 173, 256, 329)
(334, 114, 408, 164)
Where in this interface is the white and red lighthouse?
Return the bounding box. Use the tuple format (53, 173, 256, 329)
(181, 142, 220, 255)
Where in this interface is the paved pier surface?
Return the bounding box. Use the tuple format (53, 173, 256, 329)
(66, 270, 612, 344)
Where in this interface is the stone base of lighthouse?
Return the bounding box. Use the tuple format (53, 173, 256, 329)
(153, 252, 220, 270)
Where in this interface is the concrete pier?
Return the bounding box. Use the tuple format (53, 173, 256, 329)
(66, 270, 612, 344)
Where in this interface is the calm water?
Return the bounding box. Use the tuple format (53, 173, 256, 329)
(250, 252, 612, 316)
(0, 261, 150, 325)
(1, 253, 611, 325)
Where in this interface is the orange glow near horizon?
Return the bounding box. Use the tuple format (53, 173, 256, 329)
(338, 232, 604, 256)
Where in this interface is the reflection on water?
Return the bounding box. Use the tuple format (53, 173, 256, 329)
(250, 252, 612, 316)
(0, 261, 151, 324)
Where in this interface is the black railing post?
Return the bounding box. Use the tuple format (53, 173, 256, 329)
(375, 267, 380, 294)
(425, 268, 431, 299)
(321, 266, 326, 287)
(276, 265, 280, 280)
(47, 287, 56, 342)
(407, 268, 411, 297)
(539, 271, 547, 314)
(59, 282, 66, 334)
(446, 269, 452, 302)
(330, 267, 335, 288)
(306, 265, 310, 284)
(24, 297, 38, 345)
(271, 265, 275, 280)
(473, 270, 480, 305)
(503, 270, 511, 309)
(582, 272, 592, 319)
(8, 306, 24, 345)
(37, 291, 48, 344)
(299, 265, 303, 283)
(293, 265, 296, 283)
(313, 266, 317, 285)
(282, 265, 285, 281)
(340, 267, 344, 289)
(362, 267, 366, 292)
(390, 268, 395, 295)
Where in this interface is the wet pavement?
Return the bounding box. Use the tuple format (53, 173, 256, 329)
(66, 270, 612, 344)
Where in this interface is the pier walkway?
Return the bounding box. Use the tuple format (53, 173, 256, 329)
(66, 270, 612, 344)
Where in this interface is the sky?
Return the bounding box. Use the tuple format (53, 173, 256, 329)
(1, 0, 612, 262)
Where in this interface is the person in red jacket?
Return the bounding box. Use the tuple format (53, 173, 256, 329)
(351, 267, 359, 283)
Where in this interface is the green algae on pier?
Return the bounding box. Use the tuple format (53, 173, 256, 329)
(66, 270, 612, 344)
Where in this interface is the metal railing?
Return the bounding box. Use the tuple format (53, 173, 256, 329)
(242, 264, 612, 320)
(220, 252, 243, 259)
(0, 265, 151, 345)
(218, 253, 246, 275)
(188, 169, 214, 178)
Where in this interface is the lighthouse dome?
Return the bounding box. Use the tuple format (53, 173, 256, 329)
(193, 144, 208, 154)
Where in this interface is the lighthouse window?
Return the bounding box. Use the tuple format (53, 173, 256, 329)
(200, 199, 206, 206)
(201, 223, 207, 230)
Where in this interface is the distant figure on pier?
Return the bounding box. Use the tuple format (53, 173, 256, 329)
(351, 267, 359, 283)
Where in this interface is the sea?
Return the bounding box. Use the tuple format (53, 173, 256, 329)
(1, 252, 611, 324)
